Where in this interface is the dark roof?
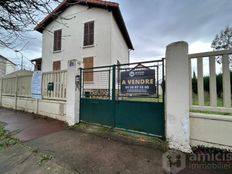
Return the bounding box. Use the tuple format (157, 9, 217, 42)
(0, 55, 17, 66)
(31, 57, 42, 62)
(34, 0, 134, 50)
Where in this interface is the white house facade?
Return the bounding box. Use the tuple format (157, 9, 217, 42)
(35, 0, 133, 72)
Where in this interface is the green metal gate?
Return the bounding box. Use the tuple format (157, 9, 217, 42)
(80, 59, 165, 138)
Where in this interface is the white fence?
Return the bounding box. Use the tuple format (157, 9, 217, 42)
(0, 70, 67, 121)
(189, 49, 232, 150)
(42, 71, 67, 100)
(189, 49, 232, 113)
(0, 70, 67, 100)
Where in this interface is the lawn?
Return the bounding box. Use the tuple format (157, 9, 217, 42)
(118, 96, 164, 102)
(191, 93, 232, 115)
(192, 93, 223, 107)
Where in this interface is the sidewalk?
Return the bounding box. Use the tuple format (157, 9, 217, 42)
(0, 107, 65, 141)
(0, 107, 164, 174)
(0, 107, 231, 174)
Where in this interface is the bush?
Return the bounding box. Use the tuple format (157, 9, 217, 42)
(192, 72, 232, 97)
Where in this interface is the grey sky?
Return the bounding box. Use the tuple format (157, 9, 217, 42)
(1, 0, 232, 67)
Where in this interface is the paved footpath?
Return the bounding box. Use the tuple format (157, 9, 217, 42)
(0, 107, 65, 141)
(0, 107, 231, 174)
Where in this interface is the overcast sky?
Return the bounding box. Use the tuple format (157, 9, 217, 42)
(1, 0, 231, 68)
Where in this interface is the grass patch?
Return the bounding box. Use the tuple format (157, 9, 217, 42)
(74, 122, 166, 151)
(192, 93, 223, 107)
(0, 126, 19, 150)
(119, 96, 163, 102)
(191, 109, 232, 116)
(38, 154, 53, 166)
(191, 93, 232, 115)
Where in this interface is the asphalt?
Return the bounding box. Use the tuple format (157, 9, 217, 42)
(0, 107, 232, 174)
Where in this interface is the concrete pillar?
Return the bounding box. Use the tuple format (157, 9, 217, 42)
(66, 60, 80, 126)
(165, 41, 191, 153)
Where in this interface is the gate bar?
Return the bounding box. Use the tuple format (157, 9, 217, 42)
(82, 59, 164, 70)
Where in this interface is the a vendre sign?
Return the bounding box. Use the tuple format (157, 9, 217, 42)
(120, 68, 157, 96)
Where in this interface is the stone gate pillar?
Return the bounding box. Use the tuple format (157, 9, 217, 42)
(66, 60, 80, 126)
(165, 41, 191, 153)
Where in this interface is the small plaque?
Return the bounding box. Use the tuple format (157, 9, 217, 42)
(68, 59, 76, 67)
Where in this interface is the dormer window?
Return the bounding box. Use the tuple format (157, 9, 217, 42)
(53, 29, 62, 51)
(83, 21, 94, 46)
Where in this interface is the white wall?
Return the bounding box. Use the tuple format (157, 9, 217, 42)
(1, 96, 66, 121)
(5, 63, 17, 75)
(190, 113, 232, 151)
(110, 14, 129, 64)
(42, 5, 129, 72)
(0, 58, 6, 78)
(0, 58, 16, 78)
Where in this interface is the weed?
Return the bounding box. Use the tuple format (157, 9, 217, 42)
(38, 154, 53, 166)
(0, 126, 19, 150)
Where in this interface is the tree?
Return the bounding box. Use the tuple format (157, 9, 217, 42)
(192, 71, 197, 94)
(0, 0, 60, 50)
(211, 26, 232, 50)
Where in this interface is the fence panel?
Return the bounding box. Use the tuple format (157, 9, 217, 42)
(189, 50, 232, 113)
(197, 57, 204, 106)
(2, 77, 16, 96)
(42, 71, 67, 100)
(209, 56, 217, 107)
(17, 75, 32, 97)
(222, 54, 231, 107)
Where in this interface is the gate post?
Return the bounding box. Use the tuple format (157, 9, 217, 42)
(66, 60, 80, 126)
(165, 41, 191, 153)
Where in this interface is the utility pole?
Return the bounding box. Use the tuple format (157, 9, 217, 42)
(21, 56, 23, 70)
(15, 50, 23, 70)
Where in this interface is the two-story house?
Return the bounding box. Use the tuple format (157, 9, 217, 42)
(35, 0, 133, 72)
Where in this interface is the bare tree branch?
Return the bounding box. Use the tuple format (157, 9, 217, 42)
(0, 0, 62, 49)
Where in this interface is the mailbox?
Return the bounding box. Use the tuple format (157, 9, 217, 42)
(85, 91, 90, 98)
(75, 75, 80, 89)
(47, 82, 54, 91)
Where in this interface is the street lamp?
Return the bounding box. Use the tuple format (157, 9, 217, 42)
(15, 50, 24, 70)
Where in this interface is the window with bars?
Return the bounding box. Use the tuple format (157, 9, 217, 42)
(53, 29, 62, 51)
(83, 21, 94, 46)
(83, 57, 94, 82)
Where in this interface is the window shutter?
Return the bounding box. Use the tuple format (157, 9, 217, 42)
(54, 29, 62, 51)
(83, 21, 94, 46)
(84, 23, 89, 46)
(89, 21, 94, 45)
(83, 57, 94, 82)
(53, 61, 61, 71)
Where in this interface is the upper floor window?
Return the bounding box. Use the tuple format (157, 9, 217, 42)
(83, 21, 94, 46)
(53, 29, 62, 51)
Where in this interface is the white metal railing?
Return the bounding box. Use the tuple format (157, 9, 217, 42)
(189, 49, 232, 113)
(42, 70, 67, 100)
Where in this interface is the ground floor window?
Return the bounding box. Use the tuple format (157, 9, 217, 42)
(53, 61, 61, 71)
(83, 57, 94, 82)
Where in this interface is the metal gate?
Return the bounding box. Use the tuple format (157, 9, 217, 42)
(80, 59, 165, 138)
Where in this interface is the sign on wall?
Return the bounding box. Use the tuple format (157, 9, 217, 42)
(31, 71, 42, 99)
(120, 68, 156, 95)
